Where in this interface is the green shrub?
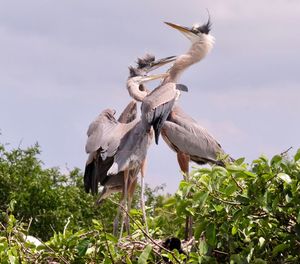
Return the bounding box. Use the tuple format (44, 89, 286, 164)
(1, 141, 299, 263)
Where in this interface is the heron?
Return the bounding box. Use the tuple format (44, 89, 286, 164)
(105, 71, 170, 238)
(162, 18, 218, 241)
(132, 17, 232, 239)
(84, 56, 175, 237)
(138, 18, 214, 145)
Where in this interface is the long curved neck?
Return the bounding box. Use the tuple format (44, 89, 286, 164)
(127, 79, 148, 102)
(163, 35, 214, 84)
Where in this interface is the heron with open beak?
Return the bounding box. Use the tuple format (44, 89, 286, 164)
(84, 55, 175, 238)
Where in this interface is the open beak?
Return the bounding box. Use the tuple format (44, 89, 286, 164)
(141, 73, 169, 83)
(147, 56, 177, 72)
(164, 21, 196, 41)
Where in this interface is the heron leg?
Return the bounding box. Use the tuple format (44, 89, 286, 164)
(119, 170, 129, 240)
(118, 193, 126, 240)
(123, 169, 130, 236)
(128, 171, 139, 229)
(177, 152, 193, 241)
(177, 152, 190, 181)
(113, 205, 121, 237)
(140, 159, 149, 235)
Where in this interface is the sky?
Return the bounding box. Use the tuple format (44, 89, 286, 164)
(1, 0, 299, 193)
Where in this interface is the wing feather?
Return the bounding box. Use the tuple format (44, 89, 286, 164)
(85, 109, 118, 154)
(162, 120, 223, 164)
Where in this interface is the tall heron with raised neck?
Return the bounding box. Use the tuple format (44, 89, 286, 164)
(130, 20, 234, 240)
(139, 18, 214, 146)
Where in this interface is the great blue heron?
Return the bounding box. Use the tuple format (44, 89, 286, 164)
(84, 55, 176, 197)
(131, 19, 233, 240)
(137, 18, 214, 145)
(84, 56, 175, 237)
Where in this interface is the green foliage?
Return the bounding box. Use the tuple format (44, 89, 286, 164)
(1, 142, 300, 263)
(0, 143, 115, 241)
(163, 150, 300, 263)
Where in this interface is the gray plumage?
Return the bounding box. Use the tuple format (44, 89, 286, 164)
(107, 121, 153, 175)
(162, 105, 229, 166)
(141, 82, 189, 144)
(138, 20, 215, 145)
(84, 101, 138, 195)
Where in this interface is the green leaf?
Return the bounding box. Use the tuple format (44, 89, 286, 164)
(194, 222, 208, 240)
(213, 204, 224, 212)
(138, 244, 152, 264)
(232, 225, 238, 235)
(294, 148, 300, 162)
(242, 170, 256, 177)
(77, 238, 90, 257)
(105, 233, 118, 243)
(253, 258, 267, 264)
(179, 180, 189, 189)
(186, 207, 195, 216)
(236, 194, 250, 204)
(194, 192, 209, 209)
(92, 219, 101, 226)
(235, 157, 245, 165)
(272, 243, 289, 256)
(198, 237, 208, 255)
(126, 256, 133, 264)
(164, 197, 176, 208)
(206, 223, 216, 247)
(227, 165, 245, 172)
(270, 155, 282, 166)
(212, 166, 228, 175)
(224, 183, 238, 196)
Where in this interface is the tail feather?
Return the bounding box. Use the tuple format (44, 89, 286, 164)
(84, 161, 98, 195)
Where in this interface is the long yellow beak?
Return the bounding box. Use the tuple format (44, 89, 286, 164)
(150, 56, 176, 70)
(141, 73, 169, 83)
(164, 22, 192, 34)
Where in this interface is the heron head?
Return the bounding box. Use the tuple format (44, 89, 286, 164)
(128, 66, 145, 78)
(164, 18, 212, 43)
(136, 54, 177, 73)
(136, 54, 155, 69)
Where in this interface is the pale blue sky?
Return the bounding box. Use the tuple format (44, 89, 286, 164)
(1, 0, 299, 192)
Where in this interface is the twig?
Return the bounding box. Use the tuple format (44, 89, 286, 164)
(78, 230, 99, 238)
(213, 249, 229, 255)
(209, 192, 241, 206)
(230, 174, 244, 192)
(63, 217, 71, 236)
(109, 199, 182, 264)
(26, 217, 33, 235)
(280, 146, 293, 157)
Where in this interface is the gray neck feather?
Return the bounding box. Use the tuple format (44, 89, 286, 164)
(163, 37, 214, 84)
